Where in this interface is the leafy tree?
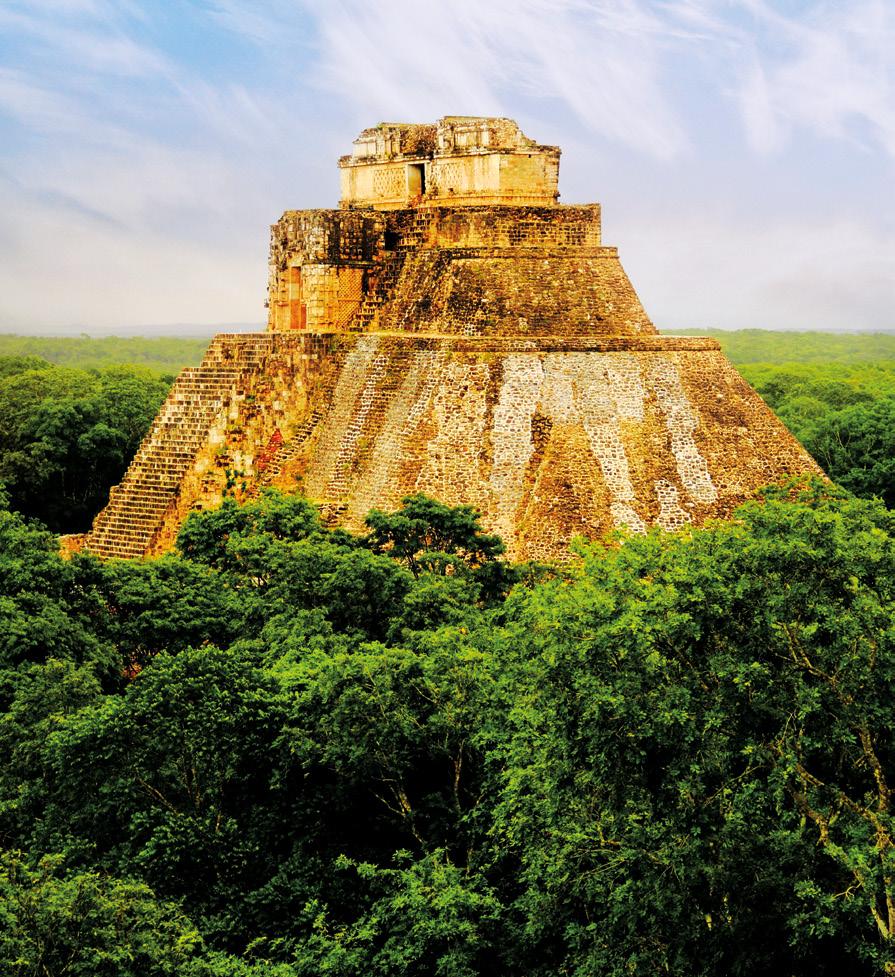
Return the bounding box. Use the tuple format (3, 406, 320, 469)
(0, 505, 109, 674)
(0, 355, 52, 380)
(734, 358, 895, 507)
(799, 399, 895, 506)
(366, 493, 518, 602)
(386, 574, 483, 641)
(489, 481, 894, 975)
(178, 491, 411, 642)
(0, 850, 207, 977)
(291, 853, 503, 977)
(177, 490, 323, 573)
(278, 633, 496, 861)
(663, 327, 895, 366)
(95, 554, 242, 669)
(35, 645, 288, 944)
(0, 659, 102, 849)
(3, 470, 895, 973)
(0, 365, 170, 531)
(0, 333, 205, 374)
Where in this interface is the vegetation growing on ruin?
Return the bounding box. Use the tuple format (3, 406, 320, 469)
(1, 483, 894, 975)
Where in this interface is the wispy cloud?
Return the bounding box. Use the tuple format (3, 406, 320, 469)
(200, 0, 285, 44)
(0, 68, 88, 133)
(301, 0, 690, 159)
(729, 0, 895, 156)
(0, 0, 299, 328)
(296, 0, 895, 161)
(0, 1, 163, 72)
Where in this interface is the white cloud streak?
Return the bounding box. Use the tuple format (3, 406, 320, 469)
(304, 0, 690, 159)
(731, 0, 895, 157)
(299, 0, 895, 161)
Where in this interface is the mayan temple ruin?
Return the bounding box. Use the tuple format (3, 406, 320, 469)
(78, 116, 821, 562)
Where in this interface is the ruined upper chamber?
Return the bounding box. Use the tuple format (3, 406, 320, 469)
(268, 116, 654, 338)
(338, 116, 560, 210)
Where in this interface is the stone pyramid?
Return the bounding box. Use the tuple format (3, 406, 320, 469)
(78, 116, 822, 562)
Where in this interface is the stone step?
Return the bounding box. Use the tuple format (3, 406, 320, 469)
(83, 344, 262, 558)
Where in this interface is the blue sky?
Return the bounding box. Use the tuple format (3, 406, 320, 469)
(0, 0, 893, 332)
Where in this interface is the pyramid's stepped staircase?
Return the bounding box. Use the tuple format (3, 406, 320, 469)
(350, 253, 404, 331)
(252, 406, 326, 490)
(82, 335, 274, 559)
(347, 214, 432, 332)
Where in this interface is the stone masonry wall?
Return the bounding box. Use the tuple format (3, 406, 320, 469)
(266, 205, 647, 336)
(378, 250, 652, 336)
(338, 117, 560, 210)
(268, 211, 384, 331)
(399, 205, 601, 250)
(80, 331, 822, 564)
(84, 166, 822, 563)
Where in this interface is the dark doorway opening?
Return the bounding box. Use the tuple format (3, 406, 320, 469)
(384, 229, 399, 250)
(407, 163, 426, 199)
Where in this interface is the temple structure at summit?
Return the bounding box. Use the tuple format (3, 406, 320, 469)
(76, 116, 822, 562)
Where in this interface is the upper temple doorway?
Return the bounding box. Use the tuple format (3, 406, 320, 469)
(407, 163, 425, 199)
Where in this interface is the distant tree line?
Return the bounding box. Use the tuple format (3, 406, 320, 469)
(1, 484, 894, 975)
(666, 327, 895, 365)
(0, 356, 171, 531)
(0, 334, 208, 374)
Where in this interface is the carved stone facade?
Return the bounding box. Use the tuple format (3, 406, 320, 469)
(76, 117, 822, 562)
(339, 117, 560, 210)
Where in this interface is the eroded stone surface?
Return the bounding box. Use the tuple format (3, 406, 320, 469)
(79, 334, 823, 563)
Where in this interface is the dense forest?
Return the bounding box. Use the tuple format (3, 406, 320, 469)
(0, 358, 171, 531)
(2, 484, 894, 975)
(1, 331, 895, 974)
